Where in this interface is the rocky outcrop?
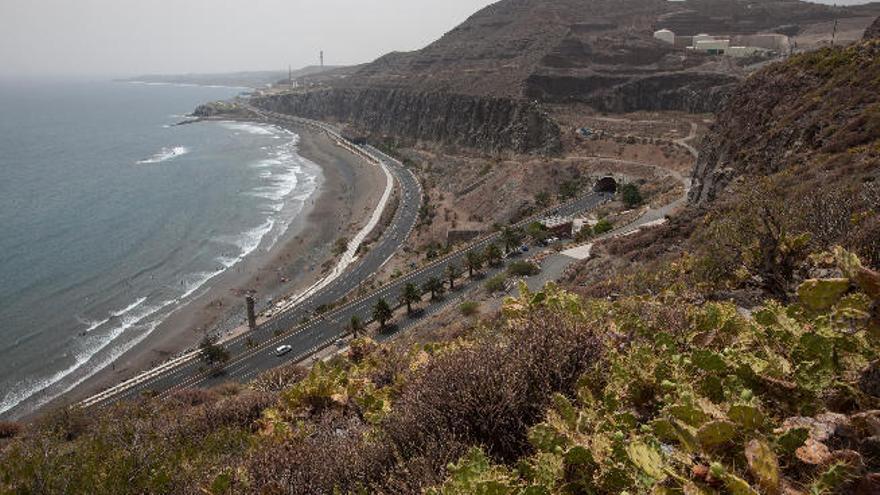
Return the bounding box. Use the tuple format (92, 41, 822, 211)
(865, 16, 880, 40)
(527, 72, 738, 114)
(192, 101, 250, 118)
(251, 88, 562, 154)
(690, 41, 880, 205)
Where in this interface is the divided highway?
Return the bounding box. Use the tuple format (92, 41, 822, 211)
(83, 108, 610, 408)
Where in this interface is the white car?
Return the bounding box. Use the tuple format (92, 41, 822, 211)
(275, 345, 293, 357)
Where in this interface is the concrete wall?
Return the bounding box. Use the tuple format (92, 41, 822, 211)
(731, 34, 790, 52)
(695, 39, 730, 51)
(727, 46, 765, 58)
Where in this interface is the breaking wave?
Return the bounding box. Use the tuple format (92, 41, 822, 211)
(137, 146, 189, 164)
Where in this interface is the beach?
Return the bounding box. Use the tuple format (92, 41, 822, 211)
(42, 124, 387, 413)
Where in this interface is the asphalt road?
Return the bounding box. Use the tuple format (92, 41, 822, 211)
(85, 107, 610, 407)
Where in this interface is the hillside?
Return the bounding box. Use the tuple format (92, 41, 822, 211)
(866, 15, 880, 40)
(690, 42, 880, 206)
(251, 0, 880, 153)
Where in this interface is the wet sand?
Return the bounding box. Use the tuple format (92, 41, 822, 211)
(42, 125, 386, 413)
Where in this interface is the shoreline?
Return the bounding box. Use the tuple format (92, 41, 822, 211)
(30, 124, 386, 419)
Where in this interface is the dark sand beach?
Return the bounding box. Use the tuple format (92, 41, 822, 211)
(43, 125, 387, 413)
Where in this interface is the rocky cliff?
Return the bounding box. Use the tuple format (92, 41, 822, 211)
(865, 16, 880, 40)
(251, 88, 562, 154)
(690, 40, 880, 205)
(527, 71, 738, 113)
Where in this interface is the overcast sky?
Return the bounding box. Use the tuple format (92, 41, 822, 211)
(0, 0, 875, 78)
(0, 0, 497, 78)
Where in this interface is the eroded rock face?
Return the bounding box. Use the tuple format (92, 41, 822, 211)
(555, 72, 738, 114)
(689, 41, 880, 205)
(865, 16, 880, 40)
(251, 88, 562, 155)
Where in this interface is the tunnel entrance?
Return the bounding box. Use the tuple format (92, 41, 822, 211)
(593, 176, 618, 194)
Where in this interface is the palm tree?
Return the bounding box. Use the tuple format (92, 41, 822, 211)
(399, 283, 421, 314)
(349, 315, 364, 338)
(423, 277, 445, 301)
(465, 250, 484, 278)
(500, 227, 523, 254)
(446, 263, 463, 290)
(372, 298, 393, 330)
(484, 243, 503, 267)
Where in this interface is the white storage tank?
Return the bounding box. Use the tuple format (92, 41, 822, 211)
(653, 28, 676, 44)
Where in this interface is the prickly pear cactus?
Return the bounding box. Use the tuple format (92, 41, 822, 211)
(729, 404, 764, 431)
(744, 439, 780, 494)
(625, 441, 667, 481)
(696, 420, 737, 449)
(797, 278, 850, 312)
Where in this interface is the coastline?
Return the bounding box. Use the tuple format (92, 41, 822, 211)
(35, 125, 386, 417)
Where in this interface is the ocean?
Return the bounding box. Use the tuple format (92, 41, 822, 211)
(0, 80, 320, 418)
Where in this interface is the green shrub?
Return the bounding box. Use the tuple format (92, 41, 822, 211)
(333, 237, 349, 256)
(620, 183, 643, 208)
(459, 301, 480, 316)
(593, 219, 613, 235)
(484, 274, 507, 294)
(507, 261, 540, 277)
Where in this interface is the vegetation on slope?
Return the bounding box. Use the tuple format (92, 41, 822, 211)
(431, 256, 880, 494)
(1, 245, 878, 494)
(691, 40, 880, 206)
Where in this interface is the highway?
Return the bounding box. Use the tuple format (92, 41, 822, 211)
(82, 107, 610, 408)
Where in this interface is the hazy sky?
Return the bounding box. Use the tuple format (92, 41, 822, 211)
(0, 0, 497, 78)
(0, 0, 875, 78)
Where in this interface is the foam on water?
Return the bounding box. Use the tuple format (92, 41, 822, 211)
(0, 298, 169, 415)
(219, 121, 277, 136)
(137, 146, 189, 164)
(81, 297, 148, 334)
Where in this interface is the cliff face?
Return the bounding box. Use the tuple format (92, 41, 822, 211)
(251, 88, 562, 154)
(527, 71, 738, 113)
(690, 41, 880, 205)
(865, 16, 880, 40)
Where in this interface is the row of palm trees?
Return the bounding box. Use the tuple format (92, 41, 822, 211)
(347, 228, 524, 336)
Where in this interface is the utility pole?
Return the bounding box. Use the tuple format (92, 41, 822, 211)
(288, 65, 293, 88)
(831, 18, 839, 46)
(320, 50, 324, 68)
(831, 1, 839, 47)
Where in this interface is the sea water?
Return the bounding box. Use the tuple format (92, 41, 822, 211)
(0, 79, 320, 418)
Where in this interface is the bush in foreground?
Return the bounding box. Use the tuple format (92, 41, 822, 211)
(0, 421, 21, 440)
(429, 252, 880, 495)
